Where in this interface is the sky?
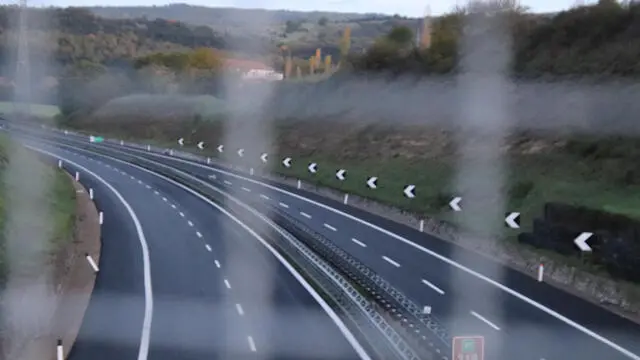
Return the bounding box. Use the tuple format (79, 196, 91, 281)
(23, 0, 586, 17)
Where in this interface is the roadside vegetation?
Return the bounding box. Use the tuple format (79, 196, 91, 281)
(0, 134, 76, 284)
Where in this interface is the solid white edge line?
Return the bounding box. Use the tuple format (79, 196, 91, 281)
(421, 279, 445, 295)
(104, 144, 640, 359)
(470, 311, 501, 331)
(26, 146, 154, 360)
(54, 143, 372, 360)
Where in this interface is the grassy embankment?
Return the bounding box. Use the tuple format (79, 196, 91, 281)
(0, 131, 76, 283)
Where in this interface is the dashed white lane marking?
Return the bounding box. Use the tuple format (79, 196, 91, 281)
(351, 238, 367, 247)
(154, 190, 159, 195)
(323, 223, 337, 231)
(471, 311, 501, 331)
(196, 231, 202, 238)
(247, 336, 256, 352)
(224, 180, 232, 185)
(130, 175, 135, 180)
(241, 187, 251, 192)
(300, 212, 312, 219)
(259, 194, 269, 200)
(224, 279, 231, 289)
(279, 202, 289, 208)
(421, 279, 445, 295)
(205, 244, 212, 252)
(171, 204, 176, 209)
(138, 180, 142, 184)
(145, 184, 151, 189)
(188, 221, 194, 227)
(236, 304, 244, 316)
(214, 260, 221, 268)
(382, 256, 401, 267)
(162, 197, 167, 202)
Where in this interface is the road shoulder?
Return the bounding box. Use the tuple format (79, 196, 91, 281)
(14, 172, 101, 360)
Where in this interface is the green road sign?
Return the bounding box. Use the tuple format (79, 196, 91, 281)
(462, 339, 476, 353)
(89, 136, 104, 143)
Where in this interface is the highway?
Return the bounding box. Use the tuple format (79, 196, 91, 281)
(23, 137, 367, 360)
(34, 128, 640, 360)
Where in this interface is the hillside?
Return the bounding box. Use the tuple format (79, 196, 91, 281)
(87, 4, 419, 58)
(0, 6, 265, 70)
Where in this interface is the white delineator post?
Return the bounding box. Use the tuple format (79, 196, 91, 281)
(538, 264, 544, 282)
(343, 194, 349, 205)
(297, 180, 301, 189)
(419, 219, 424, 232)
(99, 211, 104, 225)
(74, 171, 79, 181)
(89, 188, 94, 200)
(56, 339, 63, 360)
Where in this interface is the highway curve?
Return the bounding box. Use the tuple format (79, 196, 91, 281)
(24, 138, 368, 360)
(39, 129, 640, 360)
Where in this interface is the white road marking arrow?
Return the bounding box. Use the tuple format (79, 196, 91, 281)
(197, 141, 204, 150)
(308, 163, 317, 173)
(282, 157, 292, 168)
(403, 185, 415, 198)
(367, 177, 377, 189)
(336, 169, 346, 181)
(260, 153, 268, 163)
(505, 212, 520, 229)
(449, 197, 462, 211)
(574, 232, 593, 252)
(178, 138, 184, 146)
(238, 148, 244, 157)
(217, 145, 223, 153)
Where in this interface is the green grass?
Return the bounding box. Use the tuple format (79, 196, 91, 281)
(0, 134, 76, 283)
(0, 101, 60, 118)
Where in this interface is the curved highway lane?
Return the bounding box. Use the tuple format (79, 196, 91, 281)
(26, 139, 368, 360)
(33, 148, 150, 360)
(46, 131, 640, 360)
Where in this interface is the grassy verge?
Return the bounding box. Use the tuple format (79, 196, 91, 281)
(0, 102, 60, 119)
(0, 133, 76, 283)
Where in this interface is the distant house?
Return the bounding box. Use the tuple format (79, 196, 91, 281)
(223, 58, 284, 81)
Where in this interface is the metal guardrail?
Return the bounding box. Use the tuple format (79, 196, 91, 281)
(269, 204, 452, 359)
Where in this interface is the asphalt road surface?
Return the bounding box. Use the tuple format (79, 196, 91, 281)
(41, 128, 640, 360)
(25, 139, 366, 360)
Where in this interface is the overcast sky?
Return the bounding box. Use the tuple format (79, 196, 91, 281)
(22, 0, 588, 17)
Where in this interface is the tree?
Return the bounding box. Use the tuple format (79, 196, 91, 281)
(318, 17, 328, 26)
(188, 47, 223, 70)
(339, 26, 351, 63)
(387, 26, 414, 46)
(285, 20, 301, 33)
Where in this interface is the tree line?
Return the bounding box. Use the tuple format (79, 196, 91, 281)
(350, 0, 640, 77)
